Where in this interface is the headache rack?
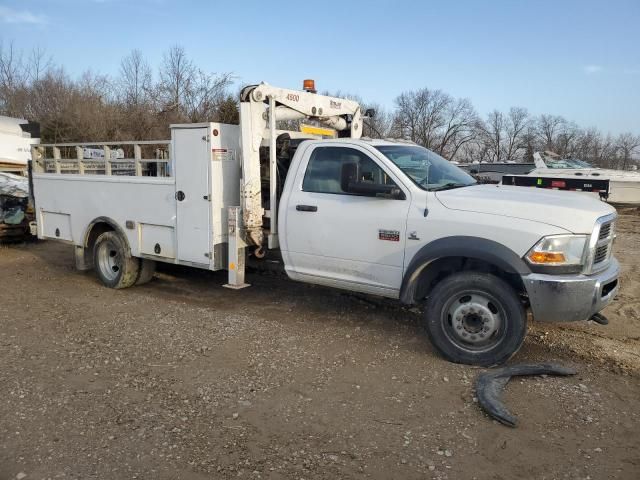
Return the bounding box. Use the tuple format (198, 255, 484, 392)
(32, 140, 172, 177)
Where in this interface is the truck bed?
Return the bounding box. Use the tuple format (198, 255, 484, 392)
(34, 174, 177, 258)
(31, 125, 242, 272)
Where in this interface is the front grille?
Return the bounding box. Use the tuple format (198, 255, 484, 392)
(587, 216, 616, 273)
(599, 222, 612, 240)
(594, 245, 609, 264)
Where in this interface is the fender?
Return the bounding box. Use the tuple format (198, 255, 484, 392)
(83, 216, 131, 250)
(400, 236, 532, 305)
(75, 216, 133, 271)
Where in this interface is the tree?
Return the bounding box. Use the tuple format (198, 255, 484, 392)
(393, 88, 450, 148)
(392, 88, 477, 159)
(1, 40, 638, 171)
(503, 107, 530, 161)
(437, 98, 478, 160)
(482, 110, 506, 162)
(26, 46, 51, 84)
(0, 40, 28, 116)
(158, 45, 195, 116)
(214, 95, 240, 124)
(536, 114, 567, 151)
(119, 49, 152, 107)
(616, 133, 640, 170)
(157, 45, 232, 124)
(183, 70, 233, 123)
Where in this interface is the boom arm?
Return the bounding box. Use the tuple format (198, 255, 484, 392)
(238, 82, 363, 248)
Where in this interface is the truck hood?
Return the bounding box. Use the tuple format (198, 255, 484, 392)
(435, 184, 616, 233)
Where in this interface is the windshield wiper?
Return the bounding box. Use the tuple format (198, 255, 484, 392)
(429, 182, 474, 192)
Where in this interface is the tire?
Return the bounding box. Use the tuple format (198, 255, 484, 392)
(136, 259, 156, 285)
(93, 231, 140, 289)
(423, 272, 527, 367)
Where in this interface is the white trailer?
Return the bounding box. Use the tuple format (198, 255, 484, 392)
(31, 81, 620, 366)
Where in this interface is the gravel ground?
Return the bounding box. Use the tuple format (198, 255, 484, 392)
(1, 211, 639, 480)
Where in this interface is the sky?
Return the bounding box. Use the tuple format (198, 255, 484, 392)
(1, 0, 639, 135)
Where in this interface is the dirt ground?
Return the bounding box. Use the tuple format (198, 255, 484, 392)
(1, 211, 639, 480)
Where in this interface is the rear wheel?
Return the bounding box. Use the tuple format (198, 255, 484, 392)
(136, 259, 156, 285)
(93, 231, 140, 289)
(423, 272, 526, 366)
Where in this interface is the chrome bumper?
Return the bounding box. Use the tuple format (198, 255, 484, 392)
(522, 258, 620, 322)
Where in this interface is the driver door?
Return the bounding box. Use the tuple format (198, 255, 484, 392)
(281, 144, 411, 296)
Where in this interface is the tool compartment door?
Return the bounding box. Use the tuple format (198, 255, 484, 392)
(173, 126, 211, 265)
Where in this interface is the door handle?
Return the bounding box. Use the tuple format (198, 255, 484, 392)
(176, 190, 186, 201)
(296, 204, 317, 212)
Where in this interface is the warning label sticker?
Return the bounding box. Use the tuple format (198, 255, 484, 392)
(212, 149, 234, 162)
(378, 229, 400, 242)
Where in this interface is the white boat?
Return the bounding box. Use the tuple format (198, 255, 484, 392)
(529, 151, 640, 205)
(0, 115, 40, 173)
(460, 162, 535, 183)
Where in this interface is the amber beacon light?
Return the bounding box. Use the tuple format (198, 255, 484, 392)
(303, 79, 316, 93)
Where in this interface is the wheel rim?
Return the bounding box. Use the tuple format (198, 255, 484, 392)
(97, 239, 122, 282)
(442, 290, 506, 353)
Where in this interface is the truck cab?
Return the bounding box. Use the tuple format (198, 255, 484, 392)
(275, 137, 619, 365)
(30, 82, 620, 367)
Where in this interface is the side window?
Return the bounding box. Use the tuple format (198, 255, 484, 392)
(302, 147, 397, 195)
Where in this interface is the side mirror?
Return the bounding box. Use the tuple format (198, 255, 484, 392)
(469, 168, 479, 175)
(364, 108, 376, 119)
(340, 163, 404, 199)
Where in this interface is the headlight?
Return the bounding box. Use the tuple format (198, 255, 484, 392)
(526, 235, 588, 268)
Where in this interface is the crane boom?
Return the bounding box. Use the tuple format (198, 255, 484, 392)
(238, 82, 363, 248)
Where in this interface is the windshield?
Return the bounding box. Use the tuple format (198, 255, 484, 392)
(375, 145, 476, 191)
(546, 158, 593, 169)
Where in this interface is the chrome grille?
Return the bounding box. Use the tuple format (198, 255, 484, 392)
(598, 222, 611, 241)
(594, 245, 609, 264)
(586, 215, 616, 273)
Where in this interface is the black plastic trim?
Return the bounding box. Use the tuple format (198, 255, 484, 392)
(400, 236, 531, 305)
(84, 216, 131, 251)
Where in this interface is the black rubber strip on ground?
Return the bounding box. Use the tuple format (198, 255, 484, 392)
(475, 363, 577, 427)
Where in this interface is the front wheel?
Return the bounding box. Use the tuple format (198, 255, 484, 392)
(423, 272, 527, 366)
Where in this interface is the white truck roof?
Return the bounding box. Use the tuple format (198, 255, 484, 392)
(300, 138, 413, 148)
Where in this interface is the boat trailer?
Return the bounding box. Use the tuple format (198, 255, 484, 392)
(502, 174, 610, 200)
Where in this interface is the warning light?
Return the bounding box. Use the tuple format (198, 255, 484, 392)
(527, 251, 566, 264)
(551, 180, 566, 188)
(303, 79, 316, 93)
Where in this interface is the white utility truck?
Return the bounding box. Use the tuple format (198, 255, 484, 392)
(31, 81, 620, 366)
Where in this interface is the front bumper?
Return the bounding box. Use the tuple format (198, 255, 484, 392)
(522, 258, 620, 322)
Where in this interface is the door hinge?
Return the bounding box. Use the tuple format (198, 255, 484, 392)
(204, 252, 211, 258)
